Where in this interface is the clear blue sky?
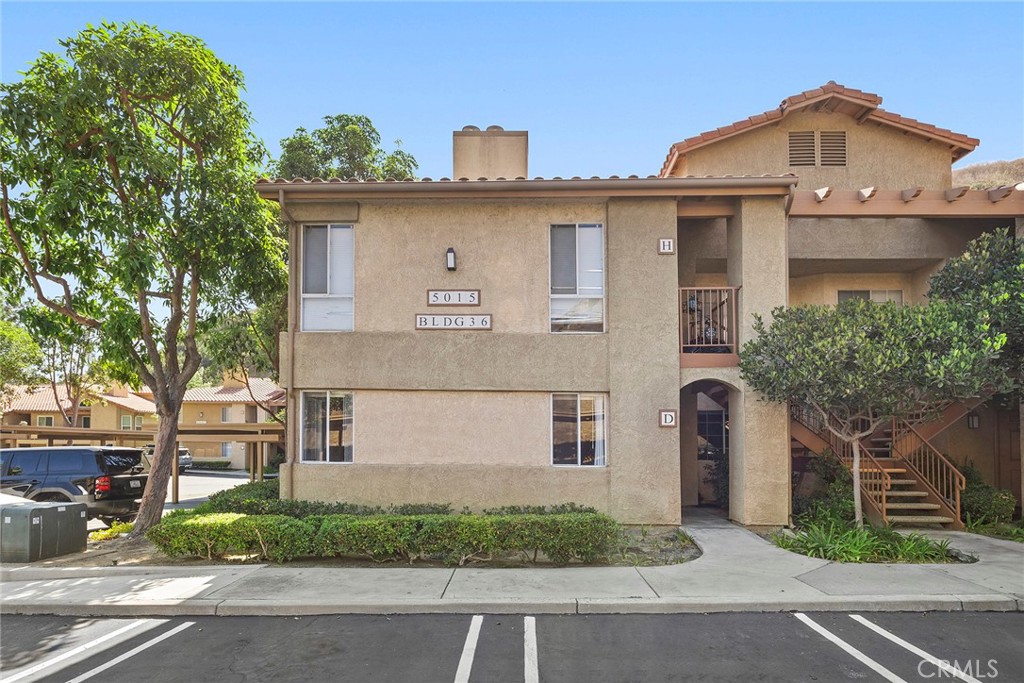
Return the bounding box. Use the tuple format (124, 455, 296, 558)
(3, 2, 1022, 179)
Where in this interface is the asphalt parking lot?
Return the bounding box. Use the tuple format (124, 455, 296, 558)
(2, 612, 1020, 682)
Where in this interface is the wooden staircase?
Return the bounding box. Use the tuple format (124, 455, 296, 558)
(790, 402, 966, 529)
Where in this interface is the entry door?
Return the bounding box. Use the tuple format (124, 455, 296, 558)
(996, 407, 1021, 504)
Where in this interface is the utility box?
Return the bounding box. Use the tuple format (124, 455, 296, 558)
(0, 501, 88, 562)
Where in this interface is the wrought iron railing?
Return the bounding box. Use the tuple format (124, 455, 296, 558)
(790, 401, 890, 523)
(679, 287, 737, 358)
(891, 420, 964, 522)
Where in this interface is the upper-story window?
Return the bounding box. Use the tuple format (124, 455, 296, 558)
(302, 224, 354, 331)
(838, 290, 903, 305)
(789, 131, 847, 167)
(550, 223, 605, 333)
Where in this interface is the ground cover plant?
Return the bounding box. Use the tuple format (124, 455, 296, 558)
(778, 451, 956, 563)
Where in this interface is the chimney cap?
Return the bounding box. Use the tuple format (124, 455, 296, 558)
(485, 125, 504, 132)
(461, 125, 480, 132)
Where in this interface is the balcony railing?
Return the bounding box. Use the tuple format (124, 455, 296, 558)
(679, 287, 738, 367)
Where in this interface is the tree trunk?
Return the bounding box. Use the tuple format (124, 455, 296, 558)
(851, 438, 864, 528)
(128, 411, 178, 537)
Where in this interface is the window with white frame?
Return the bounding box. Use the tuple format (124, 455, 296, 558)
(301, 391, 354, 463)
(302, 224, 354, 331)
(221, 442, 231, 458)
(550, 223, 605, 333)
(120, 415, 132, 430)
(37, 415, 54, 427)
(838, 289, 903, 305)
(221, 406, 233, 423)
(134, 415, 143, 431)
(551, 393, 606, 466)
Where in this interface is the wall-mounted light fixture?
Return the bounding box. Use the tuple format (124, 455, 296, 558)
(966, 412, 980, 430)
(198, 411, 204, 419)
(446, 247, 457, 271)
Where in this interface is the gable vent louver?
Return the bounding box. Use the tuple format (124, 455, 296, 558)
(819, 131, 847, 166)
(788, 131, 816, 166)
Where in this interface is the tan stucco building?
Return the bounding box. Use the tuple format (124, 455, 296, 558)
(260, 83, 1022, 527)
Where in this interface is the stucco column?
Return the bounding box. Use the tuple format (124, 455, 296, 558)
(606, 198, 681, 525)
(725, 197, 791, 527)
(680, 388, 699, 507)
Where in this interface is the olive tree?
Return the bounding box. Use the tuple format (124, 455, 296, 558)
(0, 22, 285, 535)
(739, 299, 1008, 526)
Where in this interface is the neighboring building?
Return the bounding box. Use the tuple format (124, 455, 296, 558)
(176, 375, 284, 469)
(1, 384, 91, 430)
(88, 384, 158, 433)
(259, 83, 1022, 528)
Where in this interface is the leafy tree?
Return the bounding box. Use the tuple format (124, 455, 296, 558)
(274, 114, 417, 180)
(198, 290, 286, 425)
(929, 227, 1023, 391)
(20, 306, 106, 427)
(0, 316, 42, 407)
(739, 299, 1009, 526)
(0, 22, 285, 536)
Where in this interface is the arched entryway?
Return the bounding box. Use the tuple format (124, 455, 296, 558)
(680, 378, 740, 519)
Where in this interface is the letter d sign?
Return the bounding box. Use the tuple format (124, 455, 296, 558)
(659, 409, 678, 428)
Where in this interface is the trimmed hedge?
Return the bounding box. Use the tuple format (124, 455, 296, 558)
(146, 510, 621, 565)
(192, 460, 234, 470)
(203, 480, 453, 518)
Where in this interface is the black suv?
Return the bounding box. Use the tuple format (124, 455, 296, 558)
(0, 446, 148, 524)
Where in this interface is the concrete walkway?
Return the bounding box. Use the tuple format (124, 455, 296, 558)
(1, 508, 1021, 616)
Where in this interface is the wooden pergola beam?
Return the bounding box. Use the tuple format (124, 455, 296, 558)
(789, 189, 1024, 217)
(901, 187, 924, 202)
(944, 186, 969, 202)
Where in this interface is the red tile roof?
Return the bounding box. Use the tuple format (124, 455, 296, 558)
(660, 82, 979, 176)
(182, 377, 284, 405)
(2, 385, 85, 414)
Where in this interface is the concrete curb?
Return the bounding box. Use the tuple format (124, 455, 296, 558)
(2, 595, 1020, 618)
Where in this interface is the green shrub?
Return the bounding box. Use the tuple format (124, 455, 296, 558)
(960, 464, 1016, 524)
(89, 520, 134, 541)
(793, 450, 855, 525)
(231, 515, 315, 562)
(774, 521, 952, 563)
(147, 508, 621, 565)
(192, 461, 233, 470)
(146, 512, 245, 559)
(482, 503, 598, 516)
(205, 481, 452, 519)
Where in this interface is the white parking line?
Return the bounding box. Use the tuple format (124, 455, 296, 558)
(62, 621, 195, 683)
(3, 619, 164, 683)
(453, 614, 483, 683)
(849, 615, 984, 683)
(793, 613, 907, 683)
(524, 616, 539, 683)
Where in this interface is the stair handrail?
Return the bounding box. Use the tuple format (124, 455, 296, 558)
(890, 418, 965, 522)
(790, 401, 891, 521)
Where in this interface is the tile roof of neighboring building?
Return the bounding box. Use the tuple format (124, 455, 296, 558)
(182, 377, 285, 404)
(256, 174, 798, 186)
(660, 82, 980, 176)
(96, 391, 157, 414)
(2, 385, 86, 414)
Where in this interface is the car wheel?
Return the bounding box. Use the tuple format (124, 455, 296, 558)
(33, 493, 72, 503)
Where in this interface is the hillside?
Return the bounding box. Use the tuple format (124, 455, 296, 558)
(952, 158, 1024, 189)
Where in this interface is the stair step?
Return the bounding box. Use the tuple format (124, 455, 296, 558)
(860, 468, 906, 474)
(887, 515, 955, 525)
(887, 490, 928, 498)
(886, 503, 941, 511)
(888, 479, 918, 486)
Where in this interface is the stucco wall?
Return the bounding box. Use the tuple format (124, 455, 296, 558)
(178, 402, 248, 465)
(789, 273, 917, 306)
(285, 197, 683, 524)
(351, 391, 551, 466)
(677, 110, 954, 189)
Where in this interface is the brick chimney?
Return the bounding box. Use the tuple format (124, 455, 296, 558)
(452, 125, 528, 180)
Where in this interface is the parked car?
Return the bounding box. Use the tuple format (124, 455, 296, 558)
(141, 445, 193, 473)
(0, 446, 147, 525)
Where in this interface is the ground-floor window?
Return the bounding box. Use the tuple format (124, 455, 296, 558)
(301, 391, 354, 463)
(697, 409, 728, 460)
(551, 393, 606, 466)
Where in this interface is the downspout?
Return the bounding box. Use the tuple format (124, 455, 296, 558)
(279, 189, 297, 500)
